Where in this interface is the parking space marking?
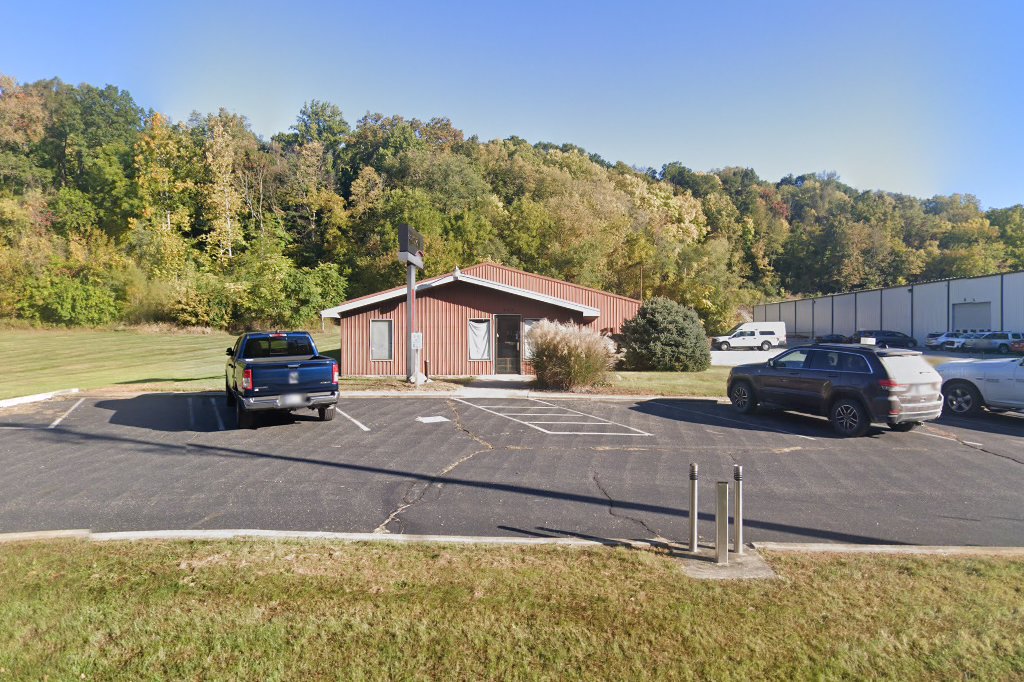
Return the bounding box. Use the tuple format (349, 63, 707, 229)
(335, 407, 370, 431)
(207, 397, 226, 431)
(647, 400, 817, 441)
(47, 398, 85, 429)
(455, 398, 652, 436)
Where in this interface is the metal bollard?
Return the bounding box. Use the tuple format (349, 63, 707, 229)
(689, 463, 699, 552)
(733, 465, 744, 555)
(716, 481, 729, 565)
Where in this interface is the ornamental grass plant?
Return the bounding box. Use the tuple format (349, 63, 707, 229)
(527, 320, 616, 390)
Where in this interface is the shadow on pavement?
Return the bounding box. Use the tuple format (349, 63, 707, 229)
(630, 399, 886, 439)
(93, 394, 322, 432)
(36, 426, 910, 545)
(934, 411, 1024, 439)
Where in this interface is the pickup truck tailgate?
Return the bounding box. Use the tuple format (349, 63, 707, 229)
(248, 357, 335, 394)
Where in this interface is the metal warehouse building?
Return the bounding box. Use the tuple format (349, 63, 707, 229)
(320, 262, 640, 376)
(754, 271, 1024, 339)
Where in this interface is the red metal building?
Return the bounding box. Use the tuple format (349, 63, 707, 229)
(320, 262, 641, 376)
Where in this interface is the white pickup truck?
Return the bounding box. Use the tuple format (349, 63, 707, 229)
(937, 357, 1024, 415)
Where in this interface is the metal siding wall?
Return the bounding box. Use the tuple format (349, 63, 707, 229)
(794, 299, 814, 338)
(855, 290, 881, 329)
(811, 297, 833, 337)
(880, 287, 912, 335)
(949, 276, 1001, 330)
(340, 282, 590, 376)
(754, 305, 765, 322)
(462, 263, 640, 335)
(779, 301, 796, 332)
(1004, 272, 1024, 330)
(833, 294, 856, 335)
(910, 282, 947, 336)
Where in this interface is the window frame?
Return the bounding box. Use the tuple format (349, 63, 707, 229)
(369, 319, 394, 362)
(467, 317, 492, 361)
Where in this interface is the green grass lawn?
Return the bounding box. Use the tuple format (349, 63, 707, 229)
(0, 327, 470, 399)
(598, 367, 732, 397)
(0, 540, 1021, 679)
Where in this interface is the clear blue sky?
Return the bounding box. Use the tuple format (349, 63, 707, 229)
(3, 0, 1022, 207)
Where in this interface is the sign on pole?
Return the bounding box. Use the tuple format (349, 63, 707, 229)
(398, 223, 425, 270)
(398, 224, 425, 383)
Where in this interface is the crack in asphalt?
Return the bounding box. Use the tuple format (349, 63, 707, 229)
(923, 424, 1024, 467)
(591, 470, 665, 541)
(373, 400, 495, 533)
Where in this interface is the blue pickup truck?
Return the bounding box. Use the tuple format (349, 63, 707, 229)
(225, 332, 339, 428)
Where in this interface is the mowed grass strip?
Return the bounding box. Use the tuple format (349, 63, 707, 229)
(1, 540, 1021, 680)
(0, 327, 342, 399)
(598, 368, 732, 397)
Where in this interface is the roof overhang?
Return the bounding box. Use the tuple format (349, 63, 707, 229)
(320, 271, 600, 319)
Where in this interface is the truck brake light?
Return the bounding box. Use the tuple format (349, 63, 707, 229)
(332, 363, 339, 385)
(242, 368, 253, 390)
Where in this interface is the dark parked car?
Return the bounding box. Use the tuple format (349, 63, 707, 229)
(850, 330, 918, 348)
(815, 333, 851, 344)
(727, 344, 943, 436)
(225, 331, 339, 428)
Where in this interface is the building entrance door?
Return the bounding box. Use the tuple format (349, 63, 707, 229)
(494, 315, 521, 374)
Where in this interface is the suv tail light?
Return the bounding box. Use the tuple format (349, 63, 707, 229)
(878, 379, 907, 393)
(332, 363, 339, 385)
(242, 368, 253, 391)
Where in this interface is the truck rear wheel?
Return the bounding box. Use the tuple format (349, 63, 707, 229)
(760, 341, 771, 351)
(318, 406, 336, 421)
(719, 341, 731, 351)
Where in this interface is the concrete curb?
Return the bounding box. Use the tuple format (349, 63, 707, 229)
(0, 388, 79, 409)
(0, 529, 90, 543)
(753, 542, 1024, 557)
(332, 390, 726, 402)
(89, 529, 605, 546)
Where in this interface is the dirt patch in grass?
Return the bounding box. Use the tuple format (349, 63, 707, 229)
(1, 539, 1021, 679)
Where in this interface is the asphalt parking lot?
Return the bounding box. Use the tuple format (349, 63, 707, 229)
(1, 393, 1022, 546)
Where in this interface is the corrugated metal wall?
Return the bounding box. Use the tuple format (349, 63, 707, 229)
(338, 267, 641, 376)
(462, 263, 641, 335)
(755, 271, 1024, 339)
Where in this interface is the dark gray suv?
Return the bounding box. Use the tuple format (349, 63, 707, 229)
(727, 344, 943, 436)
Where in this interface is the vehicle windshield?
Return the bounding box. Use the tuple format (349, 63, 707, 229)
(243, 334, 314, 358)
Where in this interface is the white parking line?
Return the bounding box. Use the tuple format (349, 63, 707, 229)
(647, 400, 816, 441)
(207, 397, 225, 431)
(335, 407, 370, 431)
(48, 398, 85, 429)
(455, 398, 652, 436)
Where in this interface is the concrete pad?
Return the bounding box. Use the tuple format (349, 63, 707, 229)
(679, 545, 778, 580)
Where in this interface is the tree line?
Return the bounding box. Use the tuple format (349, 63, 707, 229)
(1, 74, 1022, 333)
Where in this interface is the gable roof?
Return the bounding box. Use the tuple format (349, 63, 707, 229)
(320, 266, 602, 319)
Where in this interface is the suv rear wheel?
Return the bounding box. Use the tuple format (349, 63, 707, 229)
(942, 381, 982, 416)
(729, 380, 757, 414)
(997, 343, 1010, 354)
(760, 340, 771, 351)
(830, 398, 870, 437)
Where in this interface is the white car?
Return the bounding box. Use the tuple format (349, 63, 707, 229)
(937, 357, 1024, 415)
(925, 331, 962, 349)
(945, 332, 983, 352)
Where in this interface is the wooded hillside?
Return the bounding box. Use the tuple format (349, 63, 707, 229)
(1, 74, 1021, 333)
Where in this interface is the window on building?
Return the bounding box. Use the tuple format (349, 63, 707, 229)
(370, 320, 393, 361)
(468, 318, 491, 360)
(523, 318, 541, 359)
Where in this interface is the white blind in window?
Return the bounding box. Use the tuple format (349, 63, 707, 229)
(370, 320, 392, 360)
(468, 319, 491, 360)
